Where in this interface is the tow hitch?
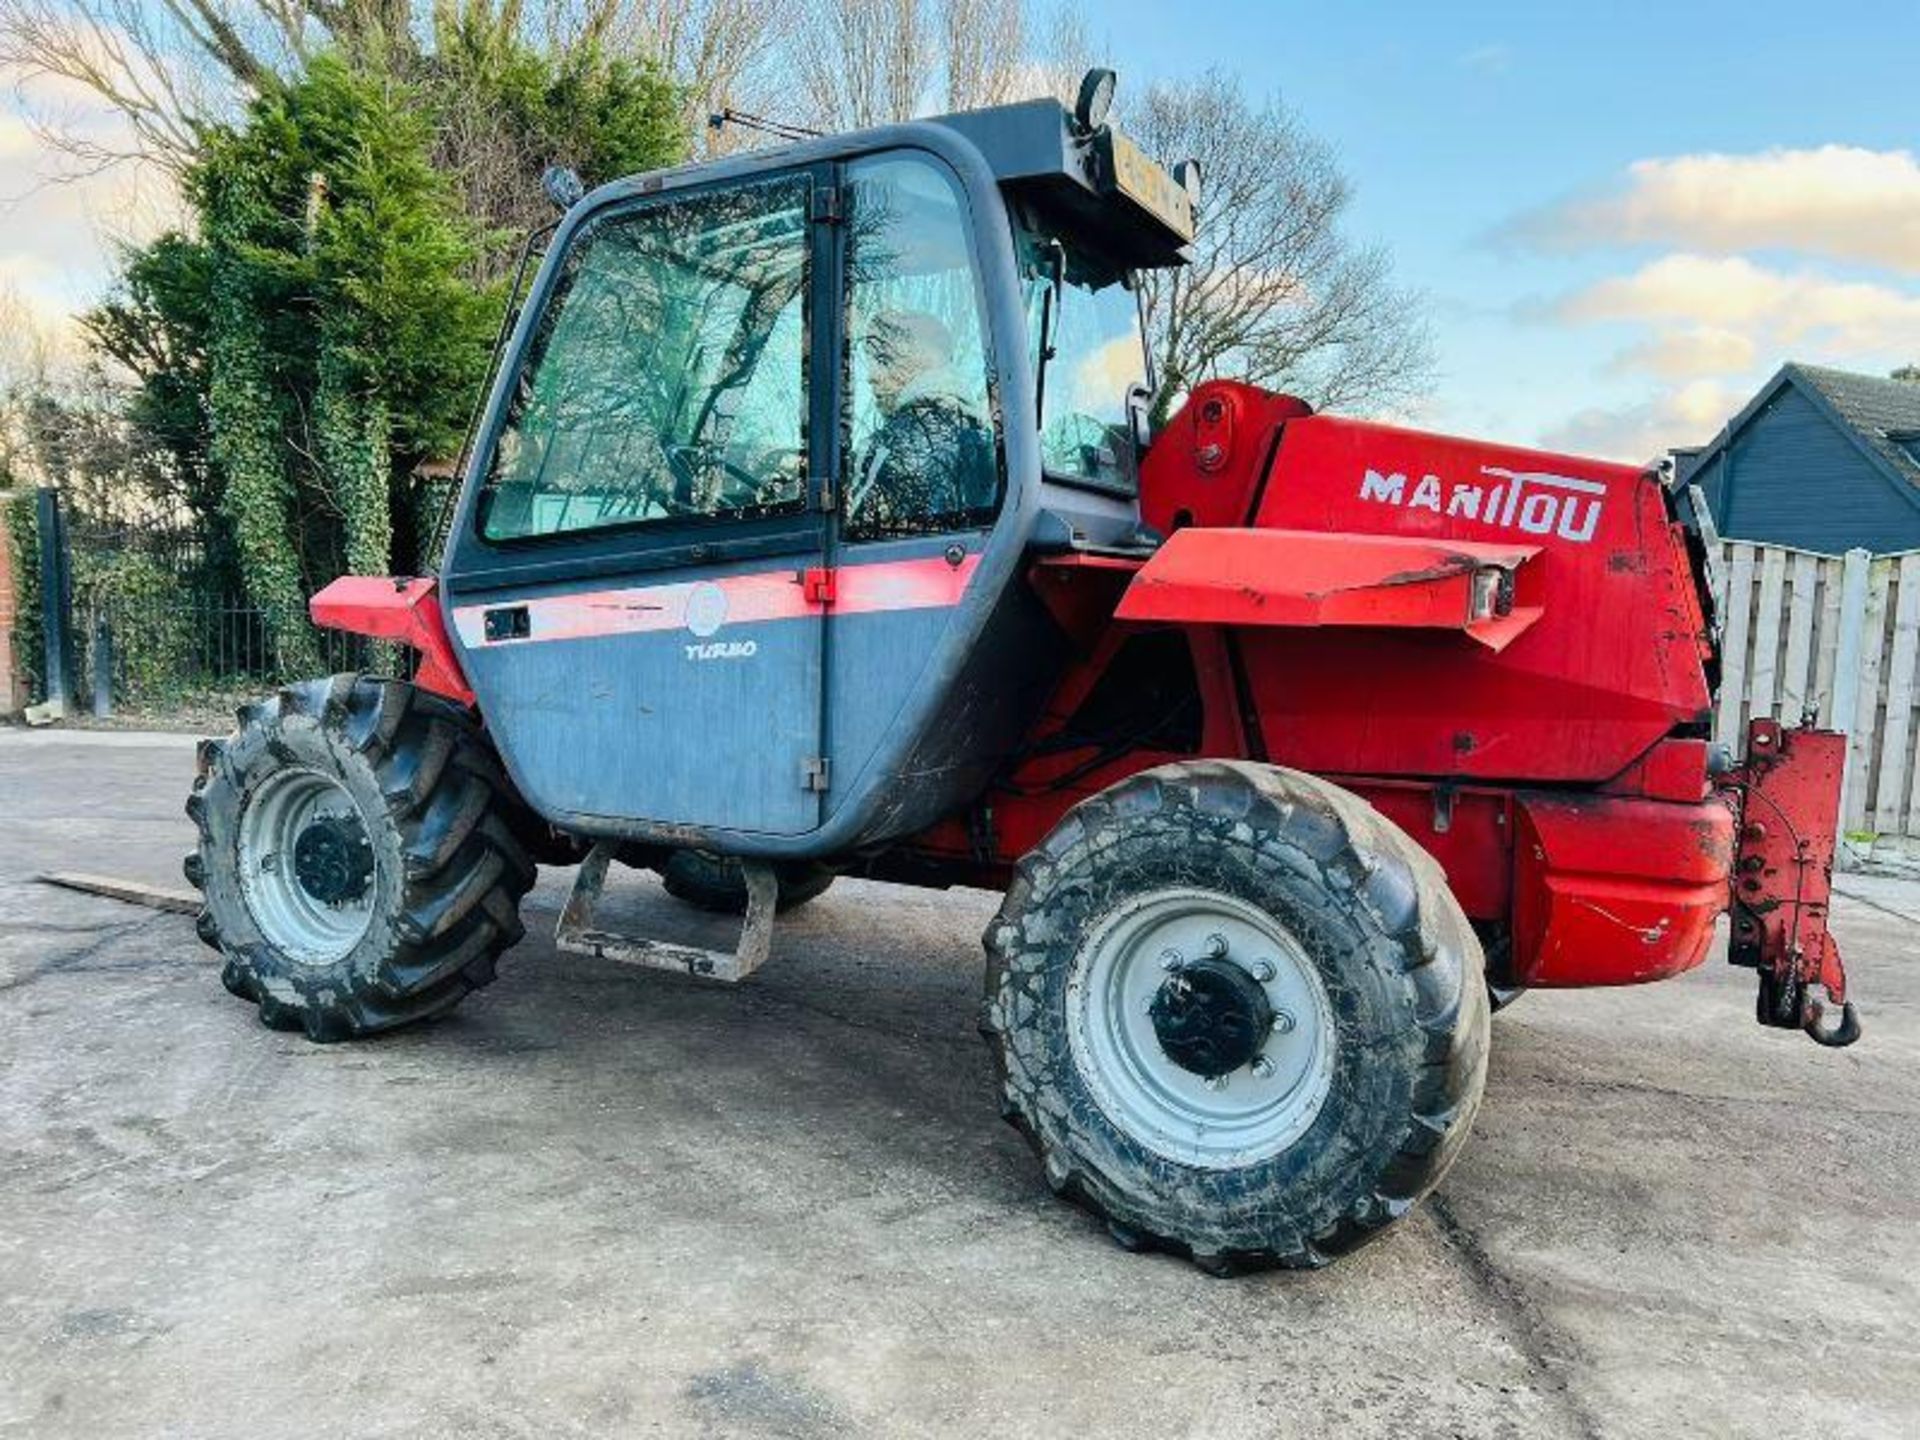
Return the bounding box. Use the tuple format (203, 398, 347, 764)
(1723, 719, 1860, 1048)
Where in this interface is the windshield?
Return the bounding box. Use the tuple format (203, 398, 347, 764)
(1021, 233, 1148, 492)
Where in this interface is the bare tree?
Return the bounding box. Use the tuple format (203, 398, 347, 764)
(1127, 72, 1432, 422)
(0, 0, 260, 173)
(0, 0, 632, 176)
(602, 0, 792, 152)
(0, 284, 53, 484)
(790, 0, 934, 131)
(0, 0, 460, 178)
(1023, 0, 1093, 106)
(781, 0, 1085, 131)
(941, 0, 1021, 111)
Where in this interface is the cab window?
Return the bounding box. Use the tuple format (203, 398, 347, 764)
(1022, 237, 1146, 492)
(841, 155, 1000, 541)
(480, 174, 812, 543)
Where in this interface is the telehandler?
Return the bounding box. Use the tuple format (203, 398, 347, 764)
(186, 71, 1858, 1271)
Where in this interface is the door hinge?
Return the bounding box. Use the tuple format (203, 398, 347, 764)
(802, 566, 836, 606)
(801, 756, 832, 791)
(810, 186, 842, 224)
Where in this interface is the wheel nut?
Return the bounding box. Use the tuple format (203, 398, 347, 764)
(1204, 1074, 1228, 1091)
(1250, 1054, 1274, 1078)
(1273, 1010, 1296, 1034)
(1203, 933, 1229, 959)
(261, 853, 279, 873)
(1249, 958, 1276, 983)
(1159, 948, 1184, 972)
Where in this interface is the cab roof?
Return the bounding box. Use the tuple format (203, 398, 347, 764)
(927, 98, 1195, 270)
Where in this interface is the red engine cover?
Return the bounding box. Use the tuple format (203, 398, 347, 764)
(1140, 384, 1715, 787)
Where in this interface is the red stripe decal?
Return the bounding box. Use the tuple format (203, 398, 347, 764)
(451, 553, 980, 648)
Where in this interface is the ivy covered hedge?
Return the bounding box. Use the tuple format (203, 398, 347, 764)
(71, 42, 683, 685)
(5, 491, 42, 698)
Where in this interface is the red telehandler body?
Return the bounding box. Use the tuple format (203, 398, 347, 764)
(186, 74, 1857, 1271)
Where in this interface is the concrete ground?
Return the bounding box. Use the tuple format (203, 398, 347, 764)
(0, 729, 1915, 1440)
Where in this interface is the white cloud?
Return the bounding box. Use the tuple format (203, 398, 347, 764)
(1540, 379, 1746, 464)
(1553, 254, 1920, 373)
(0, 114, 40, 160)
(1606, 325, 1756, 381)
(0, 93, 176, 328)
(1511, 145, 1920, 274)
(1526, 253, 1920, 459)
(1068, 335, 1143, 407)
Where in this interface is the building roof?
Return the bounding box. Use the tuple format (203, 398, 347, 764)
(1679, 362, 1920, 494)
(1791, 363, 1920, 488)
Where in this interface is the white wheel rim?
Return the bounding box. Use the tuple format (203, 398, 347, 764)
(1067, 887, 1335, 1170)
(236, 768, 376, 965)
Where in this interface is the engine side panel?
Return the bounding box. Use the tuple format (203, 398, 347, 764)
(1138, 389, 1716, 786)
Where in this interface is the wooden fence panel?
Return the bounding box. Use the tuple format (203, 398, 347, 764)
(1875, 554, 1920, 836)
(1780, 550, 1818, 724)
(1713, 541, 1920, 845)
(1748, 548, 1786, 722)
(1812, 552, 1844, 728)
(1716, 544, 1757, 750)
(1844, 560, 1892, 835)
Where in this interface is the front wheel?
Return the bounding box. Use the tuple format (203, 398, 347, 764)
(185, 676, 536, 1041)
(983, 760, 1488, 1271)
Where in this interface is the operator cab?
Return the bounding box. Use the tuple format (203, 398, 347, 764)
(438, 75, 1195, 857)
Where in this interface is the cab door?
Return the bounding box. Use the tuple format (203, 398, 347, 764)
(442, 167, 834, 836)
(820, 149, 1008, 827)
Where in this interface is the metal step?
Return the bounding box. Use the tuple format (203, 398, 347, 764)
(555, 843, 777, 982)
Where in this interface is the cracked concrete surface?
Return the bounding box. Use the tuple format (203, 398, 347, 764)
(1, 731, 1916, 1439)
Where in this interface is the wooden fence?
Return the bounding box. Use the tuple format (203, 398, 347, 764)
(1714, 541, 1920, 859)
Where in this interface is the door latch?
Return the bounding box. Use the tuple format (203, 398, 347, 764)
(801, 757, 831, 792)
(483, 605, 530, 642)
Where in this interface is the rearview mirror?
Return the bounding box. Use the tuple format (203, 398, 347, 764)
(541, 166, 585, 213)
(1126, 382, 1154, 453)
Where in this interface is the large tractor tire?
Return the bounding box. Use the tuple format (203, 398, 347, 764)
(656, 849, 836, 916)
(983, 760, 1489, 1272)
(185, 676, 537, 1042)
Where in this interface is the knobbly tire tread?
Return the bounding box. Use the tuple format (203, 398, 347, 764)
(185, 675, 536, 1042)
(982, 759, 1490, 1273)
(656, 850, 836, 915)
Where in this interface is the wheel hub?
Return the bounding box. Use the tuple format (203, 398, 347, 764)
(292, 813, 374, 906)
(1149, 956, 1275, 1078)
(237, 767, 378, 966)
(1067, 887, 1336, 1169)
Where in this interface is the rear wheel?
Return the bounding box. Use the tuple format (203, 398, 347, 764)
(185, 676, 536, 1041)
(983, 760, 1488, 1271)
(656, 849, 835, 915)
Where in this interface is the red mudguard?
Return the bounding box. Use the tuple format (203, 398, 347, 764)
(309, 576, 474, 707)
(1113, 528, 1544, 652)
(1509, 791, 1733, 990)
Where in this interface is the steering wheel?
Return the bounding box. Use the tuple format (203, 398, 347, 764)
(665, 444, 774, 511)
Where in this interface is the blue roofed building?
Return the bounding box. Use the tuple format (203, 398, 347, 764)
(1674, 363, 1920, 554)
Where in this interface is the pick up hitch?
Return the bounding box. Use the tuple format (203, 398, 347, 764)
(1723, 719, 1861, 1049)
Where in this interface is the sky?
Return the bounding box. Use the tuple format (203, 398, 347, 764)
(3, 1, 1918, 462)
(1090, 0, 1920, 458)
